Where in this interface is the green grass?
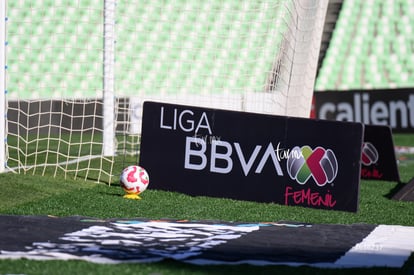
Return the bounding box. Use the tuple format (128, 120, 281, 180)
(5, 133, 140, 184)
(1, 258, 411, 275)
(0, 134, 414, 274)
(0, 174, 413, 226)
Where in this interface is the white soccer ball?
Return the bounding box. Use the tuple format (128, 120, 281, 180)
(120, 165, 149, 195)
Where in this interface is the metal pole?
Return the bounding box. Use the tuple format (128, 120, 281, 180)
(0, 0, 6, 172)
(103, 0, 116, 156)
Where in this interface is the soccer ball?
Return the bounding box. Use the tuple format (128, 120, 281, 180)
(120, 165, 149, 200)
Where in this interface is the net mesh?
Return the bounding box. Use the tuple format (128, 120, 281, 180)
(4, 0, 327, 183)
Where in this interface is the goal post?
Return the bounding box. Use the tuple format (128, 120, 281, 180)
(284, 0, 329, 117)
(103, 0, 116, 157)
(1, 0, 328, 183)
(0, 0, 5, 173)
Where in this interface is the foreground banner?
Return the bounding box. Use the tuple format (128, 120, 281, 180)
(2, 215, 414, 268)
(140, 102, 364, 212)
(313, 88, 414, 133)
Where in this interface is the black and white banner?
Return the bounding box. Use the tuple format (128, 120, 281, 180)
(1, 215, 414, 268)
(139, 101, 363, 212)
(313, 89, 414, 133)
(361, 125, 400, 182)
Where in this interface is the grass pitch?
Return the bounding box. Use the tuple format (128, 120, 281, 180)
(0, 134, 413, 274)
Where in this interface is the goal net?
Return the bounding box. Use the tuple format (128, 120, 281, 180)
(0, 0, 328, 183)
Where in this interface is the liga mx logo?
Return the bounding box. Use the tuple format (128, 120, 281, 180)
(361, 142, 379, 166)
(287, 146, 338, 186)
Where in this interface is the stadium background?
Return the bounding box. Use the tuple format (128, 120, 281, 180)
(316, 0, 414, 91)
(6, 0, 414, 98)
(4, 0, 414, 182)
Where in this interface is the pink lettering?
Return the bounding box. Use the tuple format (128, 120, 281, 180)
(361, 167, 383, 179)
(284, 186, 336, 208)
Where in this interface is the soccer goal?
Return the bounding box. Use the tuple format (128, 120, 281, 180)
(0, 0, 328, 183)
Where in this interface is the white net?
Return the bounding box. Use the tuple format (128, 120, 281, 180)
(115, 0, 328, 116)
(4, 0, 114, 182)
(2, 0, 328, 183)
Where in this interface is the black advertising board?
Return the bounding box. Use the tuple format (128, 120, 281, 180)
(313, 88, 414, 133)
(140, 101, 364, 212)
(361, 125, 400, 182)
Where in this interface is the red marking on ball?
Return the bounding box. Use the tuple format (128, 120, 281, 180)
(126, 166, 138, 183)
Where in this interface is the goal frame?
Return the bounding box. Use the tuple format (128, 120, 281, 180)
(0, 0, 329, 180)
(0, 0, 5, 173)
(103, 0, 116, 157)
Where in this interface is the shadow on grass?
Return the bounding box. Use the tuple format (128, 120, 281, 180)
(385, 177, 414, 202)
